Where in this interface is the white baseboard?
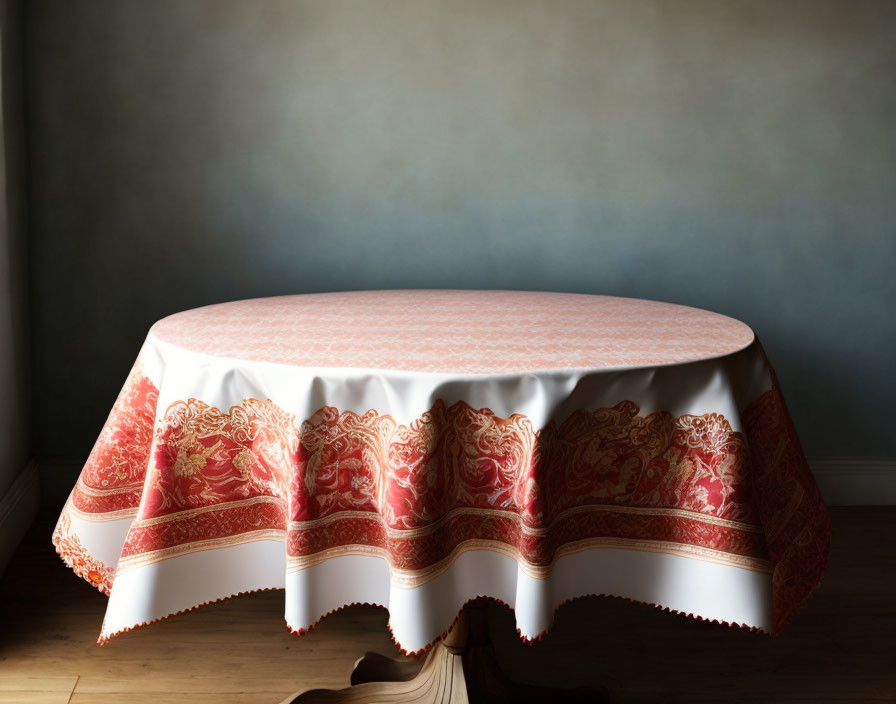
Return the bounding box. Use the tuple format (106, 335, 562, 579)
(36, 457, 896, 512)
(0, 460, 40, 575)
(809, 458, 896, 506)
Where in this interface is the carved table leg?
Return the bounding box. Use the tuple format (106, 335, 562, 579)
(280, 603, 610, 703)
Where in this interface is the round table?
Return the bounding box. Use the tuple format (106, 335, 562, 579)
(53, 290, 831, 703)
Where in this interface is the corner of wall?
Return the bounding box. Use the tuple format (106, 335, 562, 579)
(0, 459, 40, 575)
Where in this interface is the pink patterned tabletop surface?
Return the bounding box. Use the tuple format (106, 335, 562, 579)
(150, 290, 755, 374)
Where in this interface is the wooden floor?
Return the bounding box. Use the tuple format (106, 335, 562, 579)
(0, 508, 893, 703)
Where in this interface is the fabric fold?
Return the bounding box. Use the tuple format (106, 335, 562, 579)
(53, 329, 830, 650)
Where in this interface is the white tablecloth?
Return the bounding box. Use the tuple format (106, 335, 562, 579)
(53, 291, 831, 653)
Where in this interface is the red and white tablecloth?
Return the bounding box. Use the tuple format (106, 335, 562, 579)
(53, 290, 831, 653)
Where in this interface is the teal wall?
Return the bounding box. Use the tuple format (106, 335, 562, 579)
(26, 0, 896, 463)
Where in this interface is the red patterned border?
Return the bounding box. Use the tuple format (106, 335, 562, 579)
(742, 373, 832, 631)
(52, 511, 115, 594)
(61, 362, 831, 635)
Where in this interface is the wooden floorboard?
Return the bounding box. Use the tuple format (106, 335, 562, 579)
(0, 508, 893, 703)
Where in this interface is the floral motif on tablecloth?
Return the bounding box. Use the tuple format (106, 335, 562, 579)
(141, 398, 294, 517)
(742, 374, 832, 631)
(52, 511, 115, 594)
(58, 364, 830, 633)
(71, 361, 158, 515)
(105, 399, 767, 583)
(537, 403, 756, 524)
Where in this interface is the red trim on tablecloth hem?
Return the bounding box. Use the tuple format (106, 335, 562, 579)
(53, 493, 828, 649)
(86, 556, 827, 650)
(54, 480, 829, 650)
(284, 548, 827, 655)
(94, 576, 825, 652)
(48, 501, 787, 650)
(740, 367, 833, 634)
(52, 537, 112, 596)
(51, 516, 115, 596)
(282, 596, 498, 658)
(59, 359, 833, 647)
(284, 590, 773, 660)
(95, 586, 285, 646)
(510, 592, 770, 646)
